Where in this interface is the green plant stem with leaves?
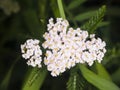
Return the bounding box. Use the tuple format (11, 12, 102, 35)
(17, 0, 120, 90)
(0, 0, 120, 90)
(22, 0, 66, 90)
(57, 0, 120, 90)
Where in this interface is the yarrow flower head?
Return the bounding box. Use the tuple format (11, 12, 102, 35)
(21, 39, 42, 68)
(42, 18, 106, 77)
(20, 18, 106, 77)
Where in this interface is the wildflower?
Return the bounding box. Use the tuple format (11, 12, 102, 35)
(21, 39, 42, 68)
(43, 18, 106, 77)
(20, 18, 106, 77)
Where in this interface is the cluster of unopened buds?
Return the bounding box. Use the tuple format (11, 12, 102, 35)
(21, 18, 106, 77)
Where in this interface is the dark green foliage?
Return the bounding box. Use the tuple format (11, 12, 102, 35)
(0, 0, 120, 90)
(22, 67, 47, 90)
(79, 64, 120, 90)
(67, 71, 83, 90)
(81, 5, 106, 33)
(67, 0, 86, 10)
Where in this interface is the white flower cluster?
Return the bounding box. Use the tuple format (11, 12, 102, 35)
(20, 18, 106, 77)
(42, 18, 106, 77)
(21, 39, 42, 68)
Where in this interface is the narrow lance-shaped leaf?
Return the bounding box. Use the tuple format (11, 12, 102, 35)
(79, 64, 120, 90)
(74, 10, 97, 21)
(68, 0, 86, 10)
(22, 67, 47, 90)
(95, 62, 112, 81)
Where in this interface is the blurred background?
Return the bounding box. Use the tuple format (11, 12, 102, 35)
(0, 0, 120, 90)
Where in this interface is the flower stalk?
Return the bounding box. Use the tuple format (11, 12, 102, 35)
(57, 0, 66, 19)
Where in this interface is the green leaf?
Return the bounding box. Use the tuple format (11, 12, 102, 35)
(67, 71, 83, 90)
(50, 0, 60, 17)
(97, 21, 109, 27)
(68, 0, 86, 10)
(95, 62, 112, 81)
(81, 5, 106, 33)
(22, 67, 47, 90)
(74, 10, 96, 21)
(79, 64, 120, 90)
(23, 9, 44, 39)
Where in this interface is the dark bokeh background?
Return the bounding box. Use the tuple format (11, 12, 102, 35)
(0, 0, 120, 90)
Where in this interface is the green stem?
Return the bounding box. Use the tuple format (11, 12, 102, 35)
(57, 0, 66, 19)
